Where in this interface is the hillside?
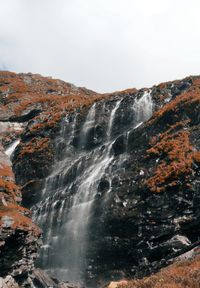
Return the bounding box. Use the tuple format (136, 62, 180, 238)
(0, 71, 199, 288)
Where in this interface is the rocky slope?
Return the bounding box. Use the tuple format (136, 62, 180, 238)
(119, 248, 200, 288)
(0, 71, 102, 287)
(0, 71, 200, 287)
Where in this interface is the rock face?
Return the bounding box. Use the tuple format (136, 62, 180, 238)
(0, 72, 99, 287)
(118, 248, 200, 288)
(0, 142, 41, 285)
(0, 71, 200, 287)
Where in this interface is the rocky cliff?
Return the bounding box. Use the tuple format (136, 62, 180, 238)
(0, 71, 199, 288)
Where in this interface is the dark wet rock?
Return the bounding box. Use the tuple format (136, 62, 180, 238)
(98, 179, 110, 193)
(31, 269, 81, 288)
(0, 130, 41, 288)
(112, 135, 125, 156)
(0, 72, 200, 287)
(0, 109, 42, 123)
(32, 268, 57, 287)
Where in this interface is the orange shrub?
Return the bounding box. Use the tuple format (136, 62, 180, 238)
(118, 255, 200, 288)
(146, 123, 199, 193)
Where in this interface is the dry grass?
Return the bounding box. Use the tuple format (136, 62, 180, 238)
(18, 137, 51, 157)
(0, 162, 19, 202)
(146, 126, 194, 193)
(0, 148, 40, 235)
(119, 254, 200, 288)
(0, 203, 40, 235)
(145, 77, 200, 193)
(0, 71, 105, 119)
(151, 79, 200, 123)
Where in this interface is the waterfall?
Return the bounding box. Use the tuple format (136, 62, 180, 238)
(62, 142, 113, 282)
(107, 100, 122, 138)
(5, 139, 20, 159)
(132, 89, 153, 127)
(79, 103, 96, 148)
(32, 92, 154, 286)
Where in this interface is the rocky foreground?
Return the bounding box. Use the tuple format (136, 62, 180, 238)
(0, 71, 200, 287)
(118, 248, 200, 288)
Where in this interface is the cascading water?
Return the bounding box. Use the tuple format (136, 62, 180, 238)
(32, 90, 153, 286)
(79, 103, 96, 148)
(5, 139, 20, 159)
(132, 89, 153, 127)
(107, 100, 122, 139)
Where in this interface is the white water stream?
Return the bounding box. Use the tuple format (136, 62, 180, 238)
(32, 91, 153, 284)
(5, 139, 20, 158)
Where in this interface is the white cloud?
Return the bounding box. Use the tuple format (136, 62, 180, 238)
(0, 0, 200, 92)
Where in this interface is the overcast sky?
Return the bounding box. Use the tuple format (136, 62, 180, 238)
(0, 0, 200, 92)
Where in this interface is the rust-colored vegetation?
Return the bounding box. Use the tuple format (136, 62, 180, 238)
(145, 78, 200, 193)
(0, 171, 40, 235)
(27, 94, 105, 134)
(18, 137, 51, 158)
(0, 164, 14, 178)
(1, 72, 106, 235)
(0, 202, 40, 235)
(0, 71, 104, 118)
(0, 162, 19, 202)
(106, 87, 137, 97)
(118, 254, 200, 288)
(0, 179, 19, 199)
(146, 126, 195, 193)
(151, 78, 200, 123)
(193, 151, 200, 163)
(0, 150, 40, 235)
(0, 71, 111, 165)
(16, 137, 54, 179)
(0, 71, 109, 139)
(0, 167, 40, 234)
(146, 124, 200, 193)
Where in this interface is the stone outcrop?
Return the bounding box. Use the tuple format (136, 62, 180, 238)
(117, 248, 200, 288)
(0, 143, 41, 286)
(0, 71, 200, 287)
(0, 71, 101, 287)
(0, 276, 19, 288)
